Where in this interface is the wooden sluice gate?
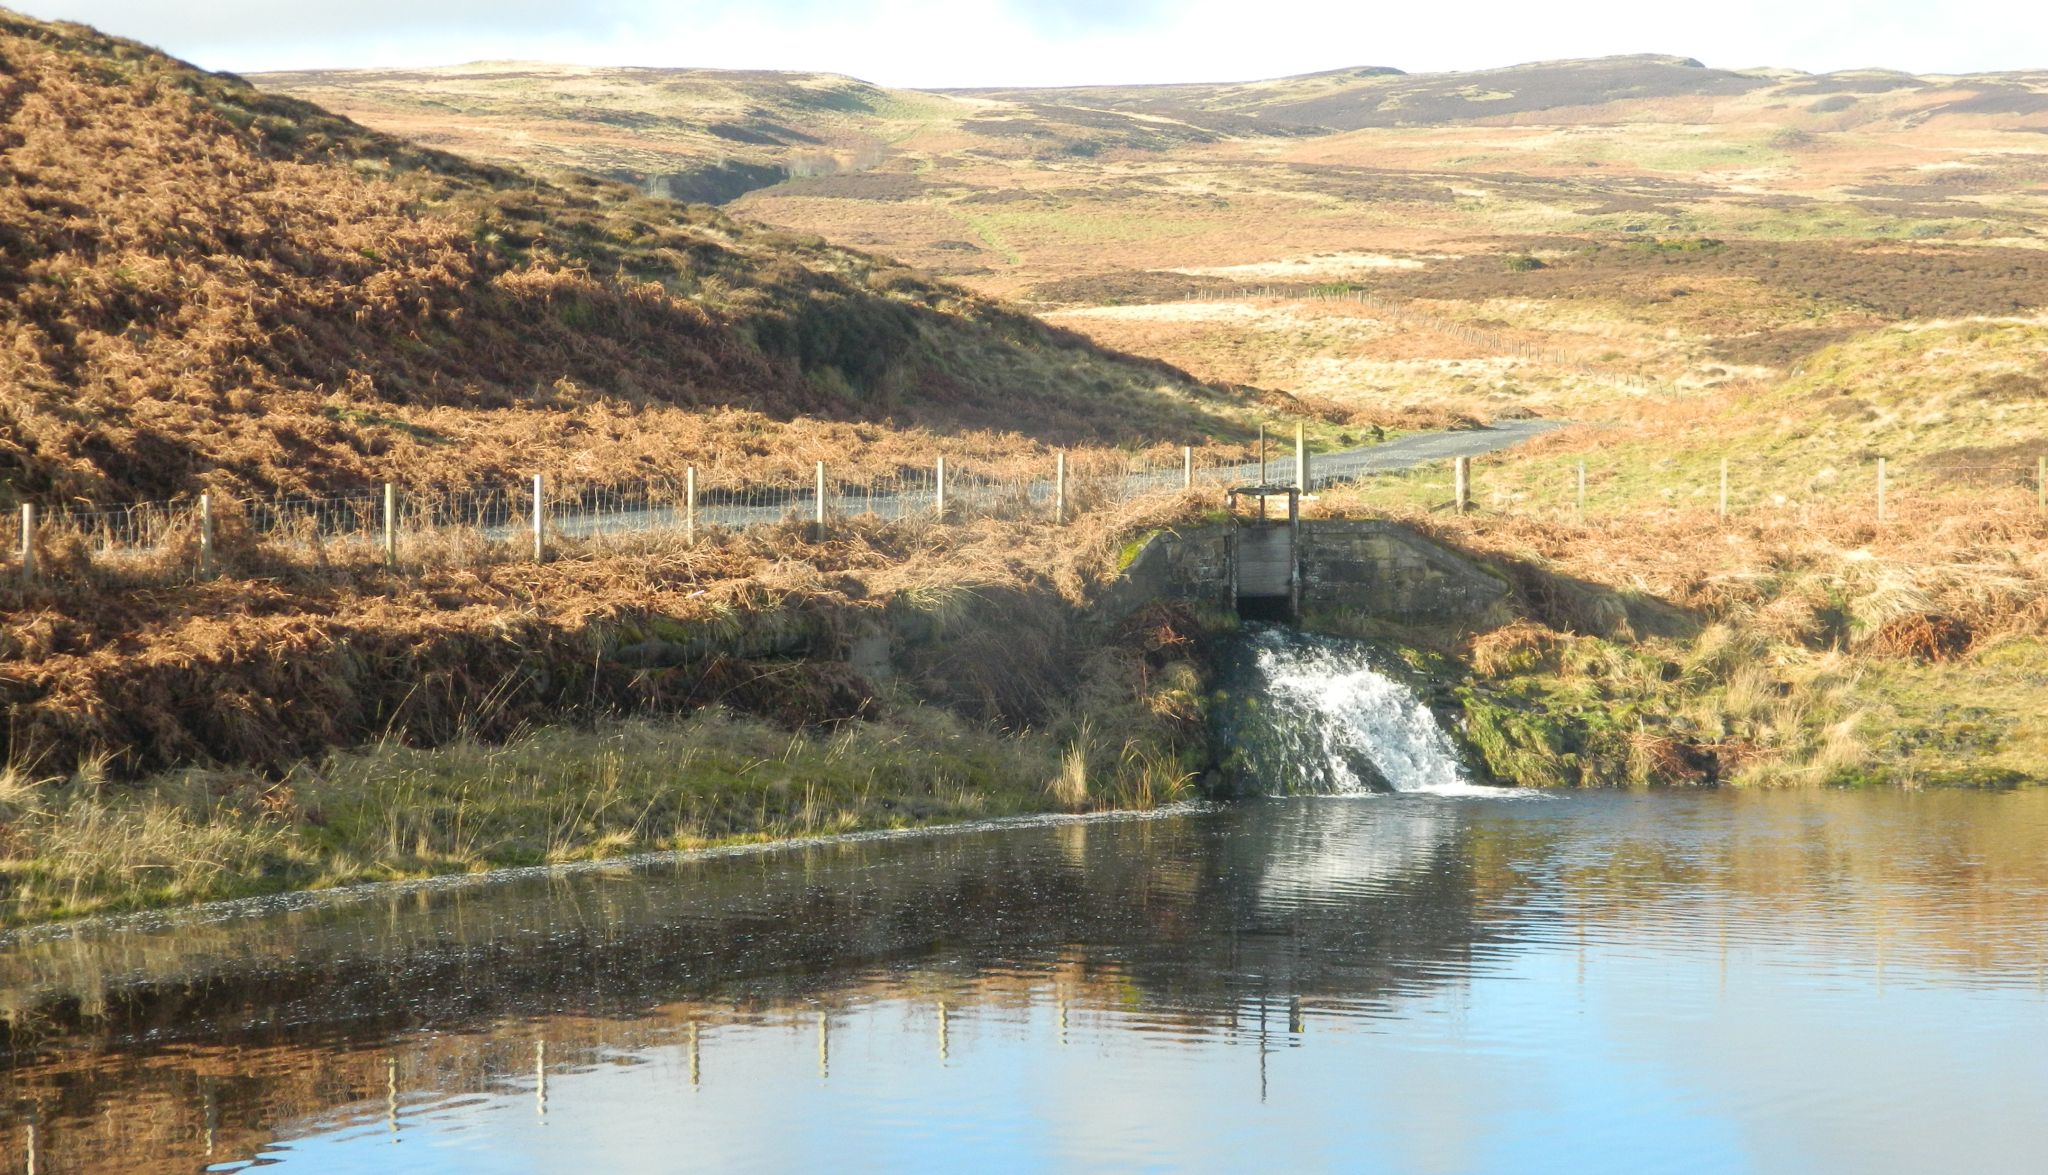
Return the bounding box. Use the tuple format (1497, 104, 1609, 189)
(1226, 485, 1300, 621)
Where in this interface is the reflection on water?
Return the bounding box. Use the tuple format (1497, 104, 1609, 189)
(5, 790, 2048, 1173)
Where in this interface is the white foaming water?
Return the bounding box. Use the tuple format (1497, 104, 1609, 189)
(1240, 627, 1506, 796)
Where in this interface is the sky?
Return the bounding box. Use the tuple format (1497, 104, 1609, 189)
(13, 0, 2047, 86)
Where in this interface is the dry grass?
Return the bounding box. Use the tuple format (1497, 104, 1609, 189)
(1050, 717, 1094, 810)
(240, 33, 2048, 443)
(0, 493, 1219, 925)
(1336, 492, 2048, 787)
(1045, 296, 1610, 423)
(8, 9, 2046, 828)
(0, 485, 1214, 781)
(0, 12, 1295, 508)
(0, 687, 1202, 925)
(1283, 309, 2046, 791)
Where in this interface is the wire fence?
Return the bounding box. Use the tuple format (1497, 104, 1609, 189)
(9, 439, 2045, 585)
(1357, 451, 2048, 528)
(6, 445, 1319, 583)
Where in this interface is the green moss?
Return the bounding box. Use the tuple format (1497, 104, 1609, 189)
(1626, 236, 1725, 254)
(1918, 766, 2033, 790)
(1458, 686, 1582, 787)
(1117, 531, 1163, 571)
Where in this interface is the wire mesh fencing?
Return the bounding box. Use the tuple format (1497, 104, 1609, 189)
(8, 444, 2044, 585)
(1340, 451, 2048, 529)
(4, 452, 1234, 583)
(55, 500, 195, 562)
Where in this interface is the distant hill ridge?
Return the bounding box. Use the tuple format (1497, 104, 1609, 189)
(254, 51, 2048, 211)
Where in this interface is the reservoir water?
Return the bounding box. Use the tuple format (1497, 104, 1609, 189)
(5, 788, 2048, 1173)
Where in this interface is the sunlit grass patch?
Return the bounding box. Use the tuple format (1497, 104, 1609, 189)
(0, 687, 1202, 926)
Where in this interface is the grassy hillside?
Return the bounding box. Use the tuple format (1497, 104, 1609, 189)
(1295, 312, 2048, 790)
(0, 11, 1281, 505)
(256, 52, 2048, 430)
(250, 62, 973, 202)
(1, 11, 2044, 929)
(953, 55, 1770, 131)
(1341, 316, 2048, 515)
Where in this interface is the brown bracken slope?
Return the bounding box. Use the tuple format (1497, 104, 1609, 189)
(0, 10, 1254, 505)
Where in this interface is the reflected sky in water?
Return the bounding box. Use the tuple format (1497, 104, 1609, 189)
(5, 790, 2048, 1173)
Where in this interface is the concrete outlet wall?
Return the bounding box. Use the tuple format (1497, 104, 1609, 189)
(1103, 519, 1510, 626)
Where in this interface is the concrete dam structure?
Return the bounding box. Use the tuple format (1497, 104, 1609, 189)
(1105, 514, 1512, 629)
(1224, 486, 1304, 620)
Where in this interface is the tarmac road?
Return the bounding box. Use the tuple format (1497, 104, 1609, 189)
(533, 417, 1569, 539)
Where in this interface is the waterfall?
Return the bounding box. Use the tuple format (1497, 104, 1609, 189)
(1220, 626, 1499, 796)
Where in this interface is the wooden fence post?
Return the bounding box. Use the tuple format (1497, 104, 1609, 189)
(1294, 422, 1307, 491)
(1257, 425, 1270, 520)
(531, 474, 545, 562)
(1454, 457, 1470, 514)
(18, 503, 33, 583)
(814, 461, 827, 540)
(1055, 451, 1067, 525)
(382, 482, 398, 567)
(935, 457, 946, 522)
(685, 466, 697, 546)
(1876, 457, 1888, 523)
(199, 493, 214, 576)
(1183, 446, 1194, 490)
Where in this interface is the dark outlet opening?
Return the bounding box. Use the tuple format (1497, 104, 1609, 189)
(1235, 594, 1295, 622)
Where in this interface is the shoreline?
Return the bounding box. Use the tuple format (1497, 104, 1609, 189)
(4, 500, 2042, 929)
(0, 798, 1221, 950)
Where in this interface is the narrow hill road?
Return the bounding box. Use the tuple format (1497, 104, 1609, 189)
(550, 418, 1566, 539)
(1238, 417, 1565, 489)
